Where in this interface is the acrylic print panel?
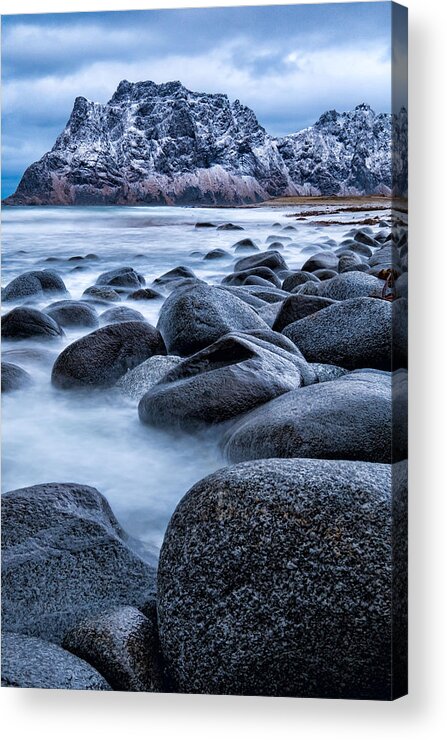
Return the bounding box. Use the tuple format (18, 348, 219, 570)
(1, 1, 408, 699)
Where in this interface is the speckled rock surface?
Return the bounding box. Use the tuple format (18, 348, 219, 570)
(1, 633, 111, 690)
(1, 482, 156, 643)
(99, 306, 146, 325)
(272, 295, 335, 332)
(157, 458, 395, 698)
(283, 297, 395, 370)
(223, 370, 405, 463)
(45, 300, 99, 329)
(96, 266, 145, 289)
(139, 332, 310, 430)
(156, 284, 268, 356)
(315, 272, 384, 300)
(2, 307, 65, 341)
(1, 362, 33, 393)
(116, 355, 182, 401)
(2, 270, 68, 302)
(51, 321, 166, 389)
(63, 606, 164, 692)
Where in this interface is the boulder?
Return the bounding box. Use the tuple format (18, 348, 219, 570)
(338, 252, 364, 273)
(267, 241, 284, 251)
(1, 482, 156, 643)
(223, 370, 405, 464)
(354, 229, 379, 247)
(157, 458, 398, 698)
(234, 250, 287, 274)
(83, 285, 122, 303)
(63, 607, 164, 692)
(222, 267, 281, 288)
(1, 362, 33, 393)
(2, 307, 64, 341)
(232, 238, 259, 253)
(52, 321, 166, 389)
(156, 284, 268, 356)
(313, 268, 338, 280)
(2, 270, 68, 303)
(204, 249, 230, 260)
(45, 300, 99, 329)
(138, 332, 310, 431)
(217, 223, 244, 231)
(282, 271, 319, 292)
(129, 288, 164, 300)
(301, 251, 338, 273)
(116, 355, 182, 401)
(1, 633, 111, 690)
(99, 306, 146, 325)
(96, 267, 145, 289)
(283, 297, 395, 370)
(316, 272, 384, 301)
(153, 266, 196, 287)
(272, 295, 336, 332)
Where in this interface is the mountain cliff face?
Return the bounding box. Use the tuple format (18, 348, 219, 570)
(4, 80, 407, 206)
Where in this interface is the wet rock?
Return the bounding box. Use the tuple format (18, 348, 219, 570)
(45, 300, 99, 329)
(63, 607, 164, 692)
(116, 355, 182, 401)
(156, 284, 268, 356)
(2, 307, 64, 341)
(99, 306, 146, 325)
(224, 370, 404, 464)
(283, 297, 395, 370)
(217, 223, 244, 231)
(337, 240, 373, 258)
(153, 266, 196, 287)
(204, 248, 230, 260)
(313, 268, 338, 280)
(234, 250, 287, 274)
(195, 222, 216, 228)
(1, 482, 156, 643)
(2, 270, 68, 303)
(83, 285, 122, 303)
(301, 251, 338, 273)
(233, 238, 259, 253)
(267, 241, 284, 250)
(316, 272, 385, 301)
(1, 362, 33, 393)
(338, 252, 364, 273)
(130, 288, 164, 300)
(1, 633, 111, 690)
(272, 295, 336, 332)
(96, 266, 145, 289)
(354, 229, 379, 247)
(282, 271, 319, 292)
(309, 362, 348, 383)
(255, 301, 283, 328)
(292, 281, 321, 296)
(222, 267, 281, 288)
(157, 458, 397, 698)
(52, 321, 166, 389)
(138, 332, 309, 430)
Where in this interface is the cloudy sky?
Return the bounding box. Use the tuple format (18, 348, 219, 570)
(1, 2, 402, 197)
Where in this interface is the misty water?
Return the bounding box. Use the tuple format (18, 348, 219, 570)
(1, 203, 389, 555)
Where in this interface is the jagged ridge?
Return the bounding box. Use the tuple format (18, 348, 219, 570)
(5, 80, 408, 206)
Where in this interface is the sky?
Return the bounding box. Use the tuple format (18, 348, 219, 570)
(1, 2, 405, 198)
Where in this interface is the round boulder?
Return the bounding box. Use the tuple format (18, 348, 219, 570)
(45, 300, 99, 329)
(1, 362, 33, 393)
(2, 307, 64, 341)
(52, 321, 166, 389)
(96, 266, 145, 289)
(99, 306, 146, 325)
(2, 270, 68, 303)
(156, 284, 268, 356)
(1, 633, 111, 690)
(157, 458, 399, 698)
(223, 370, 405, 464)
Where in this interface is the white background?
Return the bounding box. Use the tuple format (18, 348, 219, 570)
(1, 0, 445, 737)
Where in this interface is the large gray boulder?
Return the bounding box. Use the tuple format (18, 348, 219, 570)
(2, 307, 65, 341)
(52, 321, 166, 389)
(272, 295, 335, 332)
(233, 250, 287, 274)
(315, 272, 384, 300)
(63, 606, 164, 692)
(45, 300, 99, 329)
(283, 297, 395, 370)
(223, 370, 406, 464)
(156, 284, 268, 356)
(1, 482, 156, 643)
(157, 458, 400, 698)
(301, 251, 338, 273)
(2, 270, 68, 303)
(116, 355, 182, 401)
(138, 332, 311, 431)
(96, 266, 145, 289)
(1, 633, 111, 690)
(1, 362, 33, 393)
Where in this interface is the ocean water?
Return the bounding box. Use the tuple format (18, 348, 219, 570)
(1, 204, 389, 553)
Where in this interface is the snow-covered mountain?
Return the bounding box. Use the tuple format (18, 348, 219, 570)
(4, 80, 407, 206)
